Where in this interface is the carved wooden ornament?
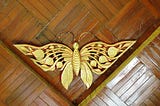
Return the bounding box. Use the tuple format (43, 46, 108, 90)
(14, 41, 135, 89)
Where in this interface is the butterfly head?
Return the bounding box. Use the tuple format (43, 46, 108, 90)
(73, 42, 79, 49)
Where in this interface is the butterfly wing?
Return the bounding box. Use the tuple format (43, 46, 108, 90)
(80, 62, 93, 89)
(80, 41, 136, 75)
(14, 43, 73, 89)
(14, 43, 73, 72)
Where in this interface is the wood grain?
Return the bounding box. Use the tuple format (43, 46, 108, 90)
(0, 0, 160, 105)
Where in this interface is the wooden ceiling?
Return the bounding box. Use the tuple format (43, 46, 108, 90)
(0, 0, 160, 105)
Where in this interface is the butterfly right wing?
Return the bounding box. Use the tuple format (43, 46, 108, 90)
(80, 41, 136, 75)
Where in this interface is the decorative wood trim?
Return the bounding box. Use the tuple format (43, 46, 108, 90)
(79, 26, 160, 105)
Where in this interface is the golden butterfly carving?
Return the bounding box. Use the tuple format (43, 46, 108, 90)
(14, 41, 135, 89)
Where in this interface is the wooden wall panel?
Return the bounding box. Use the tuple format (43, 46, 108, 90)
(0, 42, 71, 106)
(0, 0, 160, 105)
(89, 57, 160, 106)
(107, 0, 158, 40)
(138, 35, 160, 78)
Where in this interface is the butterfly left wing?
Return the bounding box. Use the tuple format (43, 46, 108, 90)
(14, 43, 73, 89)
(80, 41, 136, 76)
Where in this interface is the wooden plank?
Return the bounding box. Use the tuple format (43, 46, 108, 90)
(112, 62, 143, 92)
(138, 51, 160, 78)
(91, 96, 107, 106)
(0, 70, 31, 102)
(17, 0, 48, 23)
(10, 79, 41, 105)
(107, 0, 139, 31)
(30, 102, 37, 106)
(6, 74, 36, 104)
(116, 66, 146, 97)
(34, 97, 48, 106)
(104, 88, 127, 106)
(39, 0, 58, 16)
(101, 0, 120, 16)
(64, 6, 89, 32)
(44, 88, 71, 106)
(149, 94, 160, 105)
(95, 27, 118, 43)
(20, 83, 47, 106)
(133, 79, 160, 105)
(0, 63, 19, 85)
(81, 0, 107, 23)
(98, 91, 117, 106)
(0, 64, 25, 93)
(0, 1, 18, 31)
(144, 99, 155, 106)
(90, 0, 114, 20)
(120, 70, 153, 101)
(141, 0, 160, 18)
(39, 92, 59, 106)
(48, 0, 64, 10)
(48, 0, 79, 30)
(126, 75, 157, 105)
(107, 57, 140, 89)
(0, 55, 9, 72)
(153, 88, 160, 100)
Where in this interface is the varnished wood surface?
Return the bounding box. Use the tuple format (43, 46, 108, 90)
(0, 0, 160, 105)
(0, 42, 71, 106)
(89, 57, 160, 106)
(138, 35, 160, 78)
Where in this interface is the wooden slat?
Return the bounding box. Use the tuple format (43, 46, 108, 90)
(103, 88, 127, 106)
(80, 0, 107, 23)
(133, 79, 160, 105)
(0, 70, 31, 102)
(48, 0, 80, 30)
(34, 97, 48, 106)
(0, 64, 25, 93)
(116, 66, 146, 97)
(19, 0, 48, 23)
(98, 91, 117, 106)
(10, 79, 41, 105)
(144, 99, 156, 106)
(112, 62, 143, 92)
(39, 92, 59, 106)
(20, 83, 47, 106)
(107, 57, 140, 89)
(0, 63, 19, 85)
(120, 70, 153, 101)
(90, 96, 107, 106)
(149, 94, 160, 105)
(126, 75, 157, 105)
(6, 74, 36, 104)
(44, 88, 70, 106)
(141, 0, 160, 18)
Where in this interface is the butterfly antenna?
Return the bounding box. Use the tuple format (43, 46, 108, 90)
(77, 32, 94, 42)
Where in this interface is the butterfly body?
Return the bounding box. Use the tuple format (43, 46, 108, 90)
(72, 42, 81, 76)
(14, 41, 136, 89)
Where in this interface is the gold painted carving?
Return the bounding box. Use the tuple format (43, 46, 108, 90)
(14, 41, 135, 89)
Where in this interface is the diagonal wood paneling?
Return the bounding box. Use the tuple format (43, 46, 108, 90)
(0, 42, 71, 106)
(89, 57, 160, 106)
(138, 35, 160, 78)
(0, 0, 160, 105)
